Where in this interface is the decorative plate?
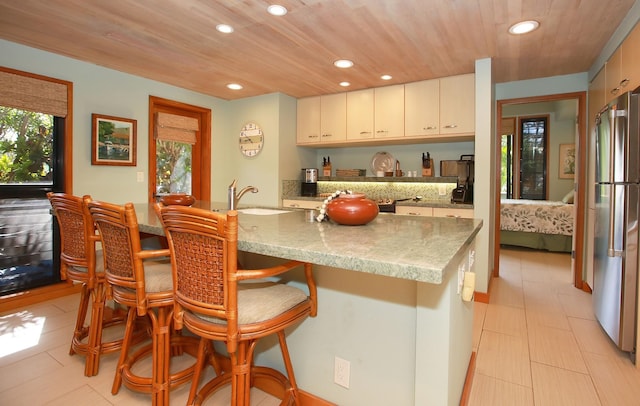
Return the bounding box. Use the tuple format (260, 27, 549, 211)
(370, 151, 395, 174)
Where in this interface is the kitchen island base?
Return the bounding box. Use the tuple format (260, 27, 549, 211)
(242, 242, 475, 406)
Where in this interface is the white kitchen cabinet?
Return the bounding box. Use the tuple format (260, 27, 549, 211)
(621, 23, 640, 94)
(282, 199, 322, 210)
(346, 89, 374, 140)
(395, 206, 433, 216)
(439, 74, 475, 135)
(605, 46, 623, 103)
(374, 84, 404, 138)
(405, 79, 439, 137)
(296, 96, 321, 144)
(433, 207, 473, 218)
(320, 93, 347, 142)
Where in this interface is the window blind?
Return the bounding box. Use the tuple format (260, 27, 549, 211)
(0, 69, 68, 117)
(155, 112, 198, 144)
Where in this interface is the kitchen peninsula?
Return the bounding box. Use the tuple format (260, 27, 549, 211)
(136, 203, 482, 405)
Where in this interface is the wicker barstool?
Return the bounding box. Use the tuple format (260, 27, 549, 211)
(86, 198, 200, 406)
(155, 203, 317, 406)
(47, 192, 134, 377)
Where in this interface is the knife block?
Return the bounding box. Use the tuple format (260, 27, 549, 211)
(422, 159, 434, 177)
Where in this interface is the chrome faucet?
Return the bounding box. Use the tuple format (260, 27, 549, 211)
(228, 179, 258, 210)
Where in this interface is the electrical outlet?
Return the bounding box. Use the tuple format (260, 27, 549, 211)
(334, 356, 350, 388)
(136, 171, 144, 182)
(438, 184, 447, 196)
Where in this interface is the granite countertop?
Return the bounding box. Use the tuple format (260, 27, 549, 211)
(283, 195, 474, 210)
(135, 202, 482, 284)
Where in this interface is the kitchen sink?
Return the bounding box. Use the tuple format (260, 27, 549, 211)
(237, 208, 291, 215)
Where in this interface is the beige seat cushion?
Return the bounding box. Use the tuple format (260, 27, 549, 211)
(68, 249, 104, 274)
(193, 282, 308, 325)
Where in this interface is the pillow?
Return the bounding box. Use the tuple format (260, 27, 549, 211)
(562, 190, 574, 204)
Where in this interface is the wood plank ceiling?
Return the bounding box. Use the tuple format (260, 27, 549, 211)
(0, 0, 635, 100)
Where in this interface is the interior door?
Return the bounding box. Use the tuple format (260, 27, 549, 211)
(148, 96, 211, 202)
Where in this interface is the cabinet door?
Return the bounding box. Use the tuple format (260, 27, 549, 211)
(433, 207, 473, 218)
(440, 74, 475, 135)
(395, 206, 433, 216)
(405, 79, 439, 137)
(605, 47, 622, 102)
(621, 23, 640, 93)
(588, 68, 606, 138)
(347, 89, 374, 140)
(320, 93, 347, 143)
(297, 96, 321, 144)
(374, 84, 404, 138)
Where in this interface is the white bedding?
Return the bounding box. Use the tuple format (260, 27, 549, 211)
(500, 199, 574, 236)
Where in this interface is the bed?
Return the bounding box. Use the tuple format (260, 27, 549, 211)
(500, 198, 574, 252)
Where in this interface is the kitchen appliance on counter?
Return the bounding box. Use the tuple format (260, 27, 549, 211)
(593, 90, 640, 360)
(301, 168, 318, 197)
(376, 196, 422, 213)
(450, 155, 474, 204)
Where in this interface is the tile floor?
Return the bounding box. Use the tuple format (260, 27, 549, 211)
(468, 247, 640, 405)
(2, 248, 640, 405)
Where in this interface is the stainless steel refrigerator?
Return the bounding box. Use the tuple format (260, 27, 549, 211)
(593, 89, 640, 357)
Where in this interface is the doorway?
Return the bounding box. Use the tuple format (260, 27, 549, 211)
(147, 96, 211, 202)
(495, 92, 587, 289)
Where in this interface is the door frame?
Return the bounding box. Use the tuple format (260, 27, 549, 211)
(148, 96, 211, 202)
(495, 91, 587, 290)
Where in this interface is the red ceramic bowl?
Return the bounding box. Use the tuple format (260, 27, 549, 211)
(326, 193, 379, 225)
(160, 194, 196, 206)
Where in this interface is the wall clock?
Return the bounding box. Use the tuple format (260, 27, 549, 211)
(239, 122, 264, 157)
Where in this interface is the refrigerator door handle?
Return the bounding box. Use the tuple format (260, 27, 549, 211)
(608, 107, 616, 182)
(607, 188, 622, 257)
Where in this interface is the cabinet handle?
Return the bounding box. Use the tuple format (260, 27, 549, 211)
(407, 212, 421, 216)
(443, 124, 458, 129)
(288, 203, 300, 208)
(611, 87, 620, 95)
(321, 133, 332, 137)
(359, 131, 372, 135)
(376, 130, 388, 134)
(423, 126, 437, 130)
(620, 78, 630, 88)
(309, 134, 319, 138)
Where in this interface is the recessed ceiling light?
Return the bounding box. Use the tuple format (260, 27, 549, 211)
(339, 82, 350, 87)
(334, 59, 354, 69)
(508, 20, 539, 35)
(381, 74, 392, 80)
(216, 24, 234, 34)
(227, 83, 243, 90)
(267, 5, 288, 16)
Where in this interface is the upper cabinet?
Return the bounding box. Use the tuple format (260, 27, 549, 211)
(299, 73, 475, 146)
(374, 84, 404, 138)
(439, 74, 475, 135)
(297, 96, 321, 144)
(346, 89, 374, 140)
(605, 22, 640, 103)
(297, 93, 346, 144)
(405, 79, 439, 137)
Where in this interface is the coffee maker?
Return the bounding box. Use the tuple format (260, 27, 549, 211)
(301, 168, 318, 197)
(451, 155, 474, 204)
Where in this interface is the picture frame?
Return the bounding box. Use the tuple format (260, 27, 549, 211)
(91, 113, 137, 166)
(558, 143, 575, 179)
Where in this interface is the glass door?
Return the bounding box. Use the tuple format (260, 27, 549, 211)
(0, 107, 64, 295)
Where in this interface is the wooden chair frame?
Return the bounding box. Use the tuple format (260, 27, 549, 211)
(47, 192, 128, 376)
(86, 198, 199, 406)
(156, 203, 317, 405)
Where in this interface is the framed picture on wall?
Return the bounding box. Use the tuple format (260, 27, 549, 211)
(91, 113, 137, 166)
(559, 143, 575, 179)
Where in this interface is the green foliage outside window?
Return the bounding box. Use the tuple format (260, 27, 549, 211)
(0, 107, 53, 184)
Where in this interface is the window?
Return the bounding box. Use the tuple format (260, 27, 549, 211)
(0, 67, 71, 296)
(501, 116, 549, 200)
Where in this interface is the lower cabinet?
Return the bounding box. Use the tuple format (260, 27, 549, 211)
(396, 206, 473, 218)
(395, 206, 433, 216)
